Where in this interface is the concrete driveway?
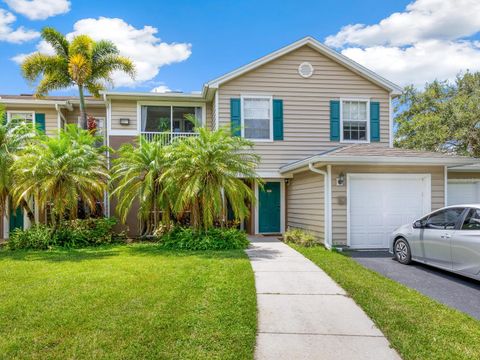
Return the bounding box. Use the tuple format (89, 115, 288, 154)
(348, 251, 480, 320)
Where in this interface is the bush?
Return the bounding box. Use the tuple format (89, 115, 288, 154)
(158, 226, 250, 250)
(5, 218, 124, 250)
(7, 225, 54, 250)
(283, 228, 317, 247)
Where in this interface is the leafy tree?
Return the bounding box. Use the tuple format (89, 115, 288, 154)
(110, 135, 172, 235)
(21, 27, 135, 128)
(395, 72, 480, 157)
(11, 125, 109, 225)
(0, 107, 37, 225)
(162, 127, 260, 231)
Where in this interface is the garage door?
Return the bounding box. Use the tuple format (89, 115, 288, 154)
(448, 181, 480, 206)
(348, 174, 431, 249)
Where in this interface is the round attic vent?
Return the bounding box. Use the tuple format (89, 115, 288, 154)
(298, 62, 314, 78)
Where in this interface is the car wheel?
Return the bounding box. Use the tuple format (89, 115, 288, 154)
(394, 238, 412, 265)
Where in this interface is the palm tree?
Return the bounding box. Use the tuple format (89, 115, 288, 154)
(162, 127, 260, 231)
(110, 135, 172, 235)
(0, 107, 37, 226)
(21, 27, 135, 128)
(11, 125, 109, 225)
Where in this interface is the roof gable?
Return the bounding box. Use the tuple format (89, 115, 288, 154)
(205, 37, 402, 95)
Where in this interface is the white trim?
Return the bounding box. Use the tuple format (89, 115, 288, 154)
(444, 166, 448, 207)
(326, 165, 332, 249)
(240, 95, 274, 142)
(214, 89, 219, 130)
(255, 179, 285, 234)
(7, 110, 35, 125)
(3, 199, 8, 239)
(388, 94, 393, 148)
(448, 178, 480, 183)
(346, 173, 431, 248)
(206, 36, 403, 95)
(340, 98, 370, 143)
(109, 130, 138, 136)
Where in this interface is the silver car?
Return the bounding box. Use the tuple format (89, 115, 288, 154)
(389, 205, 480, 281)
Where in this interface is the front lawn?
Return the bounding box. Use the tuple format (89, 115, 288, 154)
(0, 244, 256, 359)
(293, 245, 480, 360)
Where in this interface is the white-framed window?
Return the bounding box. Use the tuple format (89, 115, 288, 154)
(340, 99, 369, 142)
(241, 95, 273, 141)
(7, 111, 35, 124)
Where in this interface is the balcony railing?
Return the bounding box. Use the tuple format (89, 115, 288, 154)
(141, 131, 199, 146)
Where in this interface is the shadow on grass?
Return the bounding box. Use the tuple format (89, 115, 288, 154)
(0, 242, 250, 262)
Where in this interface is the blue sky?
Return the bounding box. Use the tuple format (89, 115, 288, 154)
(1, 0, 480, 95)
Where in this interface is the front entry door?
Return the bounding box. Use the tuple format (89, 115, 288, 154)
(258, 182, 281, 233)
(9, 206, 24, 232)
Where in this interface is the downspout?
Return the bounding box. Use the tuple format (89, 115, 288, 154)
(308, 162, 332, 249)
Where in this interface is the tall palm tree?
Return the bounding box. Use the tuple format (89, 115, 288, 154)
(162, 127, 260, 231)
(11, 125, 109, 225)
(0, 108, 37, 226)
(110, 135, 172, 235)
(21, 27, 135, 128)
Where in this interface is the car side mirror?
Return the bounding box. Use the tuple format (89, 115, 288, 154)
(413, 220, 423, 229)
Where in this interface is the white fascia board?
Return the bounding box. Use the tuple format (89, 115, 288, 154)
(0, 99, 70, 106)
(280, 156, 480, 174)
(101, 91, 205, 102)
(205, 36, 403, 95)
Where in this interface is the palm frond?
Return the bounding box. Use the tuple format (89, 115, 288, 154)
(41, 27, 69, 59)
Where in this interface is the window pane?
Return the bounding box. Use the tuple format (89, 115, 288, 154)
(426, 208, 464, 229)
(461, 208, 480, 230)
(10, 112, 33, 123)
(173, 107, 198, 133)
(350, 102, 358, 120)
(358, 102, 367, 120)
(342, 102, 350, 120)
(141, 106, 170, 132)
(343, 121, 366, 141)
(243, 98, 270, 139)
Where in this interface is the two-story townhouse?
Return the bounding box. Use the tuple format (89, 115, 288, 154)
(2, 37, 479, 248)
(0, 95, 107, 239)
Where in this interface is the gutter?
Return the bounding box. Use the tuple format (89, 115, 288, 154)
(308, 163, 332, 250)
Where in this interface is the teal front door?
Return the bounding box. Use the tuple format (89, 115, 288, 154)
(9, 207, 24, 232)
(259, 182, 281, 233)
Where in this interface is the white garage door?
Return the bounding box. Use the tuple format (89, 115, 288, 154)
(448, 181, 480, 206)
(348, 174, 431, 249)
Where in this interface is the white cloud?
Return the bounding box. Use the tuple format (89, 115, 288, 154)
(12, 17, 192, 87)
(4, 0, 70, 20)
(67, 17, 191, 86)
(0, 8, 38, 43)
(326, 0, 480, 47)
(151, 85, 171, 93)
(325, 0, 480, 87)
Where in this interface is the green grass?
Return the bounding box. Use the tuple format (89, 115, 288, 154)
(292, 245, 480, 360)
(0, 244, 257, 360)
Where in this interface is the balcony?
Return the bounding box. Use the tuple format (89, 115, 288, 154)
(141, 131, 199, 146)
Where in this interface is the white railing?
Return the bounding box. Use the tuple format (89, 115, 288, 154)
(141, 131, 199, 146)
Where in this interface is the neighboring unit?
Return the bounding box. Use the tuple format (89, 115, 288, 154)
(1, 37, 479, 248)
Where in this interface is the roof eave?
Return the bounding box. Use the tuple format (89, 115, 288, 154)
(280, 156, 479, 174)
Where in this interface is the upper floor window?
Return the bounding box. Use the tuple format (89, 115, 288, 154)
(140, 105, 203, 133)
(7, 111, 34, 124)
(341, 100, 368, 142)
(242, 96, 272, 141)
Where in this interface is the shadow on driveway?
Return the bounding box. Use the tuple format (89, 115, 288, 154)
(347, 250, 480, 320)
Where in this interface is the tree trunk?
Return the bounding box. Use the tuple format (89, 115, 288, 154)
(19, 198, 35, 223)
(78, 85, 87, 129)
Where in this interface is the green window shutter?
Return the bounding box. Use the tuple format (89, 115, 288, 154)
(230, 98, 241, 137)
(273, 99, 283, 140)
(35, 113, 46, 133)
(330, 100, 340, 141)
(370, 102, 380, 142)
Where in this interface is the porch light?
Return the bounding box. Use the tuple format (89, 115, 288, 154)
(119, 118, 130, 126)
(337, 172, 345, 186)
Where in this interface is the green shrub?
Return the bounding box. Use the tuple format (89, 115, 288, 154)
(5, 218, 124, 250)
(7, 225, 54, 250)
(283, 228, 317, 247)
(158, 226, 250, 250)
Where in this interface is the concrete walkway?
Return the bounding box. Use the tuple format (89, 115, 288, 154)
(246, 236, 400, 360)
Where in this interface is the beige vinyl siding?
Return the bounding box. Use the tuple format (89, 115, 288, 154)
(110, 100, 137, 131)
(330, 165, 445, 246)
(287, 170, 325, 241)
(205, 101, 213, 130)
(448, 172, 480, 180)
(6, 106, 59, 136)
(65, 106, 106, 125)
(217, 45, 391, 172)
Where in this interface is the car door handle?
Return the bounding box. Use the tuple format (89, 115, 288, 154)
(441, 234, 451, 239)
